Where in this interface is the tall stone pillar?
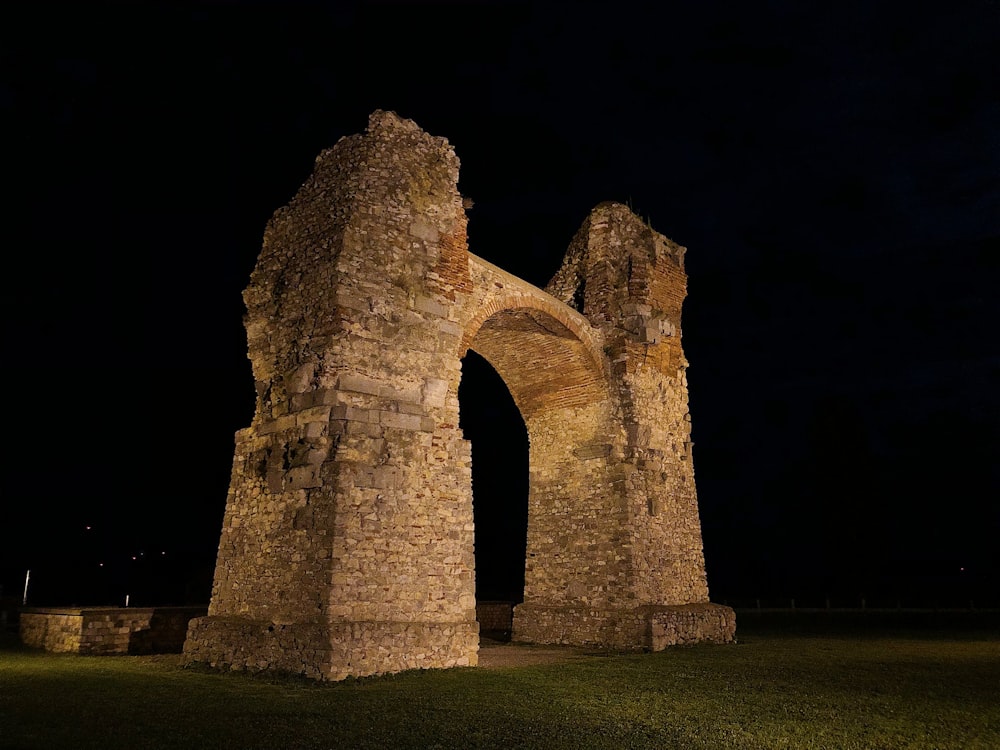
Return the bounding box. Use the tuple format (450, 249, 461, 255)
(524, 202, 735, 648)
(184, 111, 479, 679)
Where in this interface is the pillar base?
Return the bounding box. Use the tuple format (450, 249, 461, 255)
(512, 602, 735, 650)
(184, 615, 479, 680)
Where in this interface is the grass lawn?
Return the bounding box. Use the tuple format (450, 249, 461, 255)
(1, 613, 998, 749)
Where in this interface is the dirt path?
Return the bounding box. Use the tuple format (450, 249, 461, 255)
(476, 639, 603, 669)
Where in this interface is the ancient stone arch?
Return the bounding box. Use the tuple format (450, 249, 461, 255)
(183, 111, 735, 680)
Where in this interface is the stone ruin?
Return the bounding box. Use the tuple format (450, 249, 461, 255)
(183, 111, 735, 680)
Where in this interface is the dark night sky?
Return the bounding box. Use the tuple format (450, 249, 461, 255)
(2, 1, 998, 608)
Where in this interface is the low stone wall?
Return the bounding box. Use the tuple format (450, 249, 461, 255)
(20, 606, 207, 655)
(513, 602, 736, 650)
(644, 603, 737, 648)
(476, 601, 514, 633)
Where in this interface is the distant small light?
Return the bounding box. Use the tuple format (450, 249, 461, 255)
(132, 556, 137, 560)
(960, 567, 965, 572)
(85, 526, 92, 530)
(99, 563, 104, 567)
(161, 551, 166, 555)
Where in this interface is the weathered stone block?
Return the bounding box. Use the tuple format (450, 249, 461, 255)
(337, 373, 381, 396)
(286, 465, 321, 489)
(413, 295, 448, 318)
(378, 410, 423, 431)
(296, 405, 331, 425)
(573, 443, 612, 460)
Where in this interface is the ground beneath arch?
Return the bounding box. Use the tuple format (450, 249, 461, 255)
(476, 637, 606, 668)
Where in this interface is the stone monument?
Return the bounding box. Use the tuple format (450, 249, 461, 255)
(183, 111, 735, 680)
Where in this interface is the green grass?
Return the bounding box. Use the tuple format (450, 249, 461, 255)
(2, 615, 998, 749)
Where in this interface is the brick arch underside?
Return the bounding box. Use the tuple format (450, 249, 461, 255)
(465, 307, 607, 419)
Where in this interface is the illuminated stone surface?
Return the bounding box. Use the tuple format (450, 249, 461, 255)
(21, 607, 205, 655)
(183, 111, 734, 680)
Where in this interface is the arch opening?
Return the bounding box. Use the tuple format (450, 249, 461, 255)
(458, 351, 528, 616)
(466, 306, 607, 420)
